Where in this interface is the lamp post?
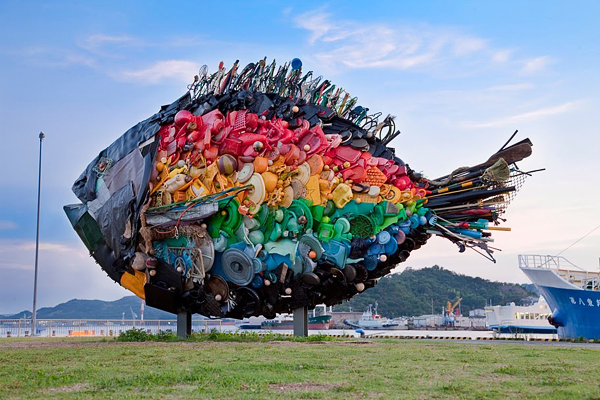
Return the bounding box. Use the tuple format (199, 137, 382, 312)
(31, 132, 45, 337)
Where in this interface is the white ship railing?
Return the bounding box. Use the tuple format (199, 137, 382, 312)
(519, 254, 600, 291)
(0, 319, 231, 338)
(518, 254, 583, 270)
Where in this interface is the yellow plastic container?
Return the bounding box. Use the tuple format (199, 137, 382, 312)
(332, 183, 353, 208)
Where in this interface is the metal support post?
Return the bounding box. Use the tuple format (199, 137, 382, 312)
(293, 306, 308, 337)
(31, 132, 45, 337)
(177, 311, 191, 339)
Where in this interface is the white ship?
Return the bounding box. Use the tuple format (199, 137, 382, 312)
(343, 303, 399, 330)
(485, 296, 556, 334)
(519, 254, 600, 340)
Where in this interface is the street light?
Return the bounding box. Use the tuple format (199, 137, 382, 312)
(31, 132, 45, 337)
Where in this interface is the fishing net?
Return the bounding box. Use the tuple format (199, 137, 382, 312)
(492, 169, 529, 215)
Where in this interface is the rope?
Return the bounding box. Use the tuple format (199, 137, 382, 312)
(532, 223, 600, 270)
(555, 223, 600, 257)
(152, 202, 198, 237)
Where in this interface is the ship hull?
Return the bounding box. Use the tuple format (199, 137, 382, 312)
(237, 324, 262, 329)
(537, 285, 600, 340)
(343, 320, 399, 330)
(521, 267, 600, 340)
(490, 325, 557, 334)
(261, 315, 332, 330)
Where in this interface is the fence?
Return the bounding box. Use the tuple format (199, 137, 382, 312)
(0, 319, 231, 338)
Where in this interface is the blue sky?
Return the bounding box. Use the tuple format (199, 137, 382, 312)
(1, 1, 599, 313)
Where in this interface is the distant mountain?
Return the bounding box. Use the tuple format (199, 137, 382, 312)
(0, 296, 175, 320)
(522, 283, 540, 295)
(334, 266, 535, 317)
(2, 266, 534, 320)
(1, 311, 31, 319)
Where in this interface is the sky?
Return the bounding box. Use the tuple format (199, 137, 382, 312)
(0, 1, 599, 313)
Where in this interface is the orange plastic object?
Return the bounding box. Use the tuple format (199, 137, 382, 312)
(379, 184, 391, 198)
(364, 166, 388, 186)
(400, 190, 414, 203)
(307, 154, 324, 175)
(179, 176, 196, 192)
(319, 178, 333, 195)
(149, 163, 170, 196)
(213, 173, 233, 192)
(322, 155, 334, 166)
(382, 185, 402, 203)
(189, 165, 203, 178)
(173, 190, 187, 203)
(262, 172, 278, 192)
(353, 192, 379, 204)
(120, 270, 146, 300)
(305, 175, 322, 205)
(253, 156, 269, 173)
(415, 188, 427, 199)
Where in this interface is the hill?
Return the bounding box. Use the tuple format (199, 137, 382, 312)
(334, 266, 534, 317)
(0, 296, 174, 320)
(2, 266, 534, 320)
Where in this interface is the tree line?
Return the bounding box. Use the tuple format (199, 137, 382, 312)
(334, 266, 534, 317)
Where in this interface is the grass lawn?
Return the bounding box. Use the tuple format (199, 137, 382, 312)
(1, 337, 599, 399)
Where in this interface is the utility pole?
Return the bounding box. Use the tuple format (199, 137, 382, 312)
(31, 132, 45, 337)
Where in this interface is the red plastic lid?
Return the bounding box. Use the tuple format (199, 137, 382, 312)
(333, 146, 361, 163)
(284, 144, 301, 165)
(341, 165, 366, 182)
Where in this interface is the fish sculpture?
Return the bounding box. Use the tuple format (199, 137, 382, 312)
(65, 58, 537, 319)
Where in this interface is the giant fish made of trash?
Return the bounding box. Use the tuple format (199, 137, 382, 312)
(65, 58, 538, 319)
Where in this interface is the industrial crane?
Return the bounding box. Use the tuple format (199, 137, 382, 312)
(446, 298, 462, 316)
(444, 298, 462, 327)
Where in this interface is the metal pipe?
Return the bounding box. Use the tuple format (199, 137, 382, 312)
(32, 132, 45, 337)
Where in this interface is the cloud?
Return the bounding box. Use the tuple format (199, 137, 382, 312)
(80, 34, 137, 51)
(452, 37, 487, 56)
(0, 240, 88, 260)
(1, 262, 32, 271)
(282, 7, 293, 17)
(521, 56, 553, 74)
(293, 11, 526, 73)
(295, 11, 466, 70)
(461, 101, 578, 128)
(492, 49, 512, 63)
(16, 46, 96, 68)
(114, 60, 199, 84)
(60, 53, 96, 68)
(295, 10, 335, 44)
(0, 220, 17, 230)
(294, 10, 555, 80)
(486, 83, 534, 92)
(0, 238, 126, 314)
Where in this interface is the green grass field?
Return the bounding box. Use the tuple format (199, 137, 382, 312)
(1, 337, 599, 399)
